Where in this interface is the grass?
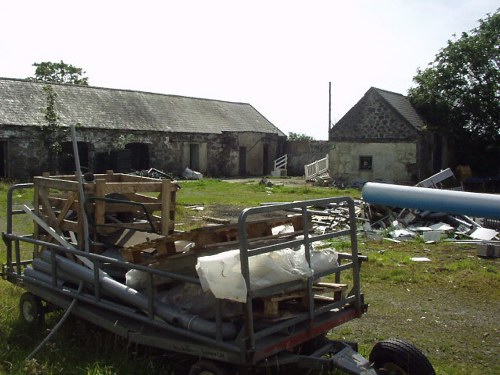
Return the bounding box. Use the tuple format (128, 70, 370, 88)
(0, 178, 498, 374)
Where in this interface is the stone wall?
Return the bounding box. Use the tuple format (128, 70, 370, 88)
(329, 141, 418, 185)
(284, 140, 332, 176)
(329, 90, 420, 141)
(1, 125, 284, 180)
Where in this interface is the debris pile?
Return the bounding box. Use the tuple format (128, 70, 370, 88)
(296, 169, 500, 256)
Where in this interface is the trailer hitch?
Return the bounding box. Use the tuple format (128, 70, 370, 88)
(294, 340, 377, 375)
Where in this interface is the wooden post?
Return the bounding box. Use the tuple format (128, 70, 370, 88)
(161, 179, 171, 235)
(94, 179, 106, 242)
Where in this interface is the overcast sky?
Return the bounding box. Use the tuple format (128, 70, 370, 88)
(1, 0, 497, 140)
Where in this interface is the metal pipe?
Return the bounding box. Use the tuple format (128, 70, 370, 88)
(70, 125, 90, 253)
(362, 182, 500, 219)
(39, 252, 237, 339)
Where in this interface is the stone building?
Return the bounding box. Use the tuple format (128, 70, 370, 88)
(328, 87, 436, 185)
(0, 78, 285, 180)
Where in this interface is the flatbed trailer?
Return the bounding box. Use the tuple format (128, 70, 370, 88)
(2, 180, 435, 375)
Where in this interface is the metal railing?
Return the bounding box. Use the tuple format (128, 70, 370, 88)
(304, 154, 329, 180)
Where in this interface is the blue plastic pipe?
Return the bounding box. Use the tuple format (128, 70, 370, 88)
(362, 182, 500, 219)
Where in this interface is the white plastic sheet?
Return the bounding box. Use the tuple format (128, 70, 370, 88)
(195, 247, 338, 302)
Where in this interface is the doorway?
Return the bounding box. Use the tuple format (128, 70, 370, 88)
(190, 144, 200, 171)
(239, 147, 247, 176)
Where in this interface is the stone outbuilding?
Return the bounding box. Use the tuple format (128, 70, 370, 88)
(328, 87, 437, 185)
(0, 78, 286, 180)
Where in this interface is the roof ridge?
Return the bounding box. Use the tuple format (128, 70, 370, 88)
(0, 76, 251, 107)
(370, 87, 424, 131)
(370, 86, 406, 97)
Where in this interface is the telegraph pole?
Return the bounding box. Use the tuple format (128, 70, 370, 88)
(328, 82, 332, 133)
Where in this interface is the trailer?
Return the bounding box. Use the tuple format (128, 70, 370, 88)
(2, 176, 435, 375)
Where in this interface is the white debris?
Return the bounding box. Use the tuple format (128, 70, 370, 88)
(469, 228, 499, 241)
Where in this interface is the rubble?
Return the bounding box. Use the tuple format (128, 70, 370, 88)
(288, 169, 500, 253)
(182, 167, 203, 180)
(360, 169, 500, 245)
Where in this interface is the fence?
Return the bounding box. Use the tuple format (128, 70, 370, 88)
(304, 154, 329, 181)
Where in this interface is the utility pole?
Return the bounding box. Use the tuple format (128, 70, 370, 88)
(328, 82, 332, 133)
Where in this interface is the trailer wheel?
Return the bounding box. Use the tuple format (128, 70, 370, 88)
(19, 292, 45, 327)
(188, 360, 231, 375)
(369, 338, 435, 375)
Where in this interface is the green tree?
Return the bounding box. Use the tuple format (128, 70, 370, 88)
(39, 85, 67, 174)
(288, 132, 314, 141)
(30, 60, 89, 85)
(408, 10, 499, 175)
(29, 61, 88, 173)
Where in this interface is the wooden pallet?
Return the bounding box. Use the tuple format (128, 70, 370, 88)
(121, 215, 305, 263)
(261, 282, 348, 317)
(33, 171, 178, 254)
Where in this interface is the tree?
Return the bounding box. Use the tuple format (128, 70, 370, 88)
(408, 10, 499, 175)
(29, 61, 88, 173)
(30, 60, 89, 85)
(288, 132, 314, 141)
(39, 85, 67, 174)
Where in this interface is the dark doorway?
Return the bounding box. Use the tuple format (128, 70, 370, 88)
(263, 144, 270, 175)
(125, 143, 150, 171)
(239, 147, 247, 176)
(0, 141, 6, 177)
(60, 142, 90, 174)
(189, 144, 200, 171)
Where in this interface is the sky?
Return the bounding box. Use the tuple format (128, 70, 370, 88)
(1, 0, 497, 140)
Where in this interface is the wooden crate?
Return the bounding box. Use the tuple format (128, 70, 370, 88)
(33, 171, 178, 253)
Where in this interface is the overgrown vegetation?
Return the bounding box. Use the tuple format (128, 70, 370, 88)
(408, 10, 499, 175)
(0, 179, 498, 374)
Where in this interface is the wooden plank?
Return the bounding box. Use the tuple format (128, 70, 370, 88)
(55, 192, 77, 227)
(34, 176, 80, 191)
(94, 180, 106, 238)
(37, 186, 58, 228)
(263, 291, 306, 316)
(160, 180, 171, 235)
(101, 182, 164, 194)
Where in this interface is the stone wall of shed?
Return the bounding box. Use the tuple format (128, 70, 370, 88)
(1, 125, 285, 180)
(165, 131, 283, 177)
(0, 126, 48, 180)
(329, 141, 418, 185)
(329, 90, 420, 141)
(284, 140, 332, 176)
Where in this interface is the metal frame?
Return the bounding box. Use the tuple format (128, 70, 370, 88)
(2, 184, 374, 373)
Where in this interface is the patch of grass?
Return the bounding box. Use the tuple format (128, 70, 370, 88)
(177, 179, 355, 207)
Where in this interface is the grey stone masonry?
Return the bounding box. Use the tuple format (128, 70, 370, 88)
(329, 87, 424, 142)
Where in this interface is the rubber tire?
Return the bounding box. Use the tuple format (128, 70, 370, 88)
(369, 338, 435, 375)
(188, 360, 232, 375)
(19, 292, 45, 327)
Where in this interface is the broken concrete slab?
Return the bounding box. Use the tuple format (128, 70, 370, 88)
(476, 243, 500, 258)
(469, 228, 499, 241)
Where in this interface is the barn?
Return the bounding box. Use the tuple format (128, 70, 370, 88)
(328, 87, 438, 185)
(0, 78, 286, 180)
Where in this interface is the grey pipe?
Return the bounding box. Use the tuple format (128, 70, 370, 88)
(24, 267, 65, 288)
(38, 252, 237, 339)
(362, 182, 500, 220)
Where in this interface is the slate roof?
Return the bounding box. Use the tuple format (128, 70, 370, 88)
(372, 87, 425, 131)
(0, 77, 285, 136)
(329, 87, 426, 141)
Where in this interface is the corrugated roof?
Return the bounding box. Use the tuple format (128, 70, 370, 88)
(0, 77, 285, 136)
